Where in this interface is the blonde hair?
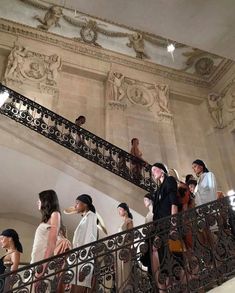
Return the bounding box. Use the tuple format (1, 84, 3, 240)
(168, 168, 180, 181)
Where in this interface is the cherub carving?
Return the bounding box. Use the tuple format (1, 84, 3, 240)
(155, 84, 171, 113)
(46, 54, 61, 86)
(126, 32, 148, 59)
(5, 45, 27, 79)
(207, 93, 224, 128)
(107, 71, 125, 102)
(34, 6, 63, 31)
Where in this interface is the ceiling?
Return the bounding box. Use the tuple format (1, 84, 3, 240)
(51, 0, 235, 61)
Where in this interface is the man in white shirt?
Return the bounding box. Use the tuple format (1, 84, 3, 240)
(192, 159, 217, 206)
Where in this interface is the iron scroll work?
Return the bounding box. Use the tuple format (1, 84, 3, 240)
(0, 196, 235, 292)
(0, 83, 155, 192)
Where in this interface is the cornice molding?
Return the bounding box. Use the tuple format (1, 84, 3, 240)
(0, 18, 233, 89)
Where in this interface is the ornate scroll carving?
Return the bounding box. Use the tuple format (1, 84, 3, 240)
(34, 5, 63, 31)
(181, 48, 220, 76)
(3, 45, 61, 92)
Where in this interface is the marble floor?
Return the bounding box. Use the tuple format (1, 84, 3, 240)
(208, 277, 235, 292)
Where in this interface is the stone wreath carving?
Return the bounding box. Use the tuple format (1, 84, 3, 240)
(4, 45, 61, 87)
(126, 84, 154, 107)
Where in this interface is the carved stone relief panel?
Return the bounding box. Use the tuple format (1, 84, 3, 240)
(105, 70, 172, 121)
(126, 84, 153, 107)
(207, 93, 224, 129)
(207, 78, 235, 129)
(3, 45, 61, 95)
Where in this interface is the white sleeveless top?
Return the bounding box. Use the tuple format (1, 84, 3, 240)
(31, 222, 51, 263)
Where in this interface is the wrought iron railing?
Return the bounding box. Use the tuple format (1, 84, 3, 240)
(0, 83, 155, 192)
(1, 196, 235, 292)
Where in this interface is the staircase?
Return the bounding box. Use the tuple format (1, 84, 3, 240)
(1, 196, 235, 292)
(0, 83, 156, 193)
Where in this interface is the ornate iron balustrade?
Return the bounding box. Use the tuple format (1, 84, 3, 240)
(0, 83, 156, 192)
(1, 196, 235, 292)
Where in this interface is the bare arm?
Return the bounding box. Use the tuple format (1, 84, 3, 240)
(10, 251, 20, 271)
(126, 219, 133, 230)
(171, 204, 178, 215)
(44, 211, 60, 259)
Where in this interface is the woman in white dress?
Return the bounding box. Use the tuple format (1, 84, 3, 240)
(31, 190, 61, 292)
(31, 189, 61, 263)
(71, 194, 98, 293)
(117, 203, 134, 292)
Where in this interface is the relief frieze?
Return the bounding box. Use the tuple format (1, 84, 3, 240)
(0, 0, 231, 86)
(3, 43, 61, 94)
(0, 19, 234, 89)
(106, 70, 172, 121)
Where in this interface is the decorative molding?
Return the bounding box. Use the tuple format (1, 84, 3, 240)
(105, 70, 172, 121)
(20, 0, 186, 49)
(107, 101, 127, 111)
(2, 42, 61, 96)
(0, 18, 233, 89)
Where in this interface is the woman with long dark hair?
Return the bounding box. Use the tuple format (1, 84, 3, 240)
(31, 189, 61, 263)
(117, 202, 134, 292)
(0, 229, 23, 292)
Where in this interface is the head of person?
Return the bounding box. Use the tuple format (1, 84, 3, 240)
(151, 162, 168, 181)
(117, 202, 133, 219)
(185, 174, 194, 184)
(38, 189, 61, 223)
(75, 194, 96, 214)
(144, 193, 153, 208)
(75, 115, 86, 127)
(168, 168, 180, 182)
(0, 229, 23, 253)
(192, 159, 209, 177)
(187, 178, 197, 193)
(131, 138, 139, 147)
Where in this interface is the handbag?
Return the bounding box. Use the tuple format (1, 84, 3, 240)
(168, 239, 185, 253)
